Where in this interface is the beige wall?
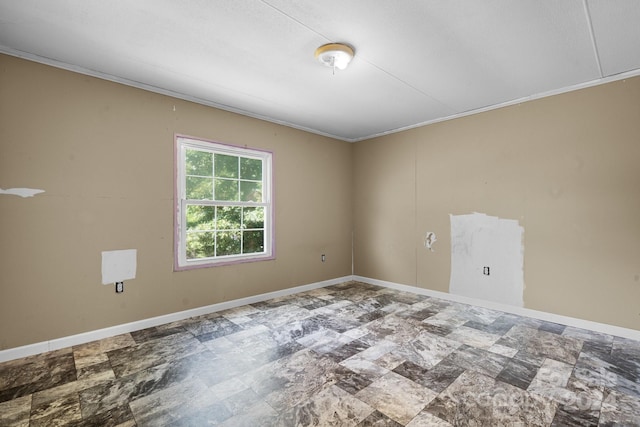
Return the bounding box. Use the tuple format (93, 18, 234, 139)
(0, 55, 353, 350)
(354, 76, 640, 330)
(2, 53, 639, 351)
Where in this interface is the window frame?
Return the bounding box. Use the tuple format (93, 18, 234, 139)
(174, 134, 274, 270)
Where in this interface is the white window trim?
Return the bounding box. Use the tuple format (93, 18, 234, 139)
(174, 135, 274, 270)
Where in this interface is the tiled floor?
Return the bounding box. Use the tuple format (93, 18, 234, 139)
(1, 282, 639, 426)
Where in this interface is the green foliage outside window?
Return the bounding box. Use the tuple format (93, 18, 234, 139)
(184, 147, 265, 260)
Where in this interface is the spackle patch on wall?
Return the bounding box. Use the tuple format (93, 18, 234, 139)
(102, 249, 137, 285)
(424, 232, 437, 251)
(449, 213, 524, 307)
(0, 188, 45, 198)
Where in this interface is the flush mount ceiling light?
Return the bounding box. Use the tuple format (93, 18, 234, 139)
(314, 43, 354, 72)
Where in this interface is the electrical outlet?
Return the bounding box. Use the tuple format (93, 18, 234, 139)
(115, 282, 124, 293)
(483, 267, 490, 276)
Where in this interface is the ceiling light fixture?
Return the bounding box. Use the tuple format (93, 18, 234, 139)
(314, 43, 354, 73)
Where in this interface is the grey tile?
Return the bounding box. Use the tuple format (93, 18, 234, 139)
(550, 404, 599, 426)
(356, 371, 437, 425)
(443, 345, 511, 378)
(538, 321, 567, 335)
(446, 325, 502, 349)
(599, 389, 640, 426)
(426, 370, 557, 426)
(393, 331, 462, 369)
(107, 332, 207, 378)
(496, 357, 539, 390)
(128, 378, 217, 426)
(334, 366, 373, 395)
(396, 359, 465, 393)
(405, 410, 453, 426)
(192, 317, 244, 342)
(358, 409, 403, 426)
(3, 281, 640, 426)
(279, 384, 374, 426)
(217, 401, 279, 427)
(169, 402, 233, 426)
(327, 338, 371, 362)
(420, 323, 455, 337)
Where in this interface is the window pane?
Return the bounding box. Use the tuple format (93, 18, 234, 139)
(186, 177, 213, 200)
(214, 179, 239, 201)
(216, 206, 241, 230)
(243, 207, 264, 229)
(243, 230, 264, 254)
(240, 157, 262, 180)
(186, 149, 213, 176)
(240, 181, 262, 202)
(216, 231, 241, 256)
(186, 232, 215, 259)
(178, 136, 272, 268)
(186, 205, 214, 230)
(214, 154, 238, 178)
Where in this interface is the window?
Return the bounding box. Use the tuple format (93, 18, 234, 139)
(175, 135, 273, 269)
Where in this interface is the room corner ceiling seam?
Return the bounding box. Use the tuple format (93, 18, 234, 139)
(583, 0, 604, 77)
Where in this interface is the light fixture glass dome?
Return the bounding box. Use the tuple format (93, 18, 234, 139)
(314, 43, 354, 71)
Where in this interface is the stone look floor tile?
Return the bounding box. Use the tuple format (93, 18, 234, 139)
(393, 330, 463, 369)
(527, 358, 575, 404)
(598, 389, 640, 425)
(340, 356, 391, 381)
(29, 393, 82, 427)
(427, 370, 557, 426)
(0, 395, 31, 426)
(405, 411, 453, 426)
(446, 325, 503, 350)
(0, 348, 77, 403)
(496, 357, 540, 390)
(72, 334, 136, 369)
(443, 345, 511, 378)
(127, 378, 218, 425)
(487, 343, 519, 357)
(394, 359, 465, 393)
(1, 281, 639, 426)
(217, 400, 279, 427)
(107, 332, 206, 378)
(359, 409, 404, 426)
(281, 384, 374, 426)
(356, 371, 438, 425)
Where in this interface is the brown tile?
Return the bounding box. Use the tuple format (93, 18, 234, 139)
(0, 394, 31, 426)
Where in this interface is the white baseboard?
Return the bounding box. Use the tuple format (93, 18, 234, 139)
(354, 275, 640, 342)
(3, 274, 638, 363)
(0, 276, 352, 363)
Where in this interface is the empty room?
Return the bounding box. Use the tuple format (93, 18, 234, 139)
(1, 1, 639, 426)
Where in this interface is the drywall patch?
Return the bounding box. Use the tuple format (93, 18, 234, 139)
(101, 249, 137, 285)
(424, 232, 437, 251)
(0, 188, 45, 198)
(449, 213, 524, 307)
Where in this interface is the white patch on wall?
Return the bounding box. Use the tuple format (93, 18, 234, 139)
(0, 188, 45, 198)
(424, 232, 437, 251)
(101, 249, 137, 285)
(449, 213, 524, 307)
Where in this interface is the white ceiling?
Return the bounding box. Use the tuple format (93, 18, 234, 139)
(1, 1, 639, 142)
